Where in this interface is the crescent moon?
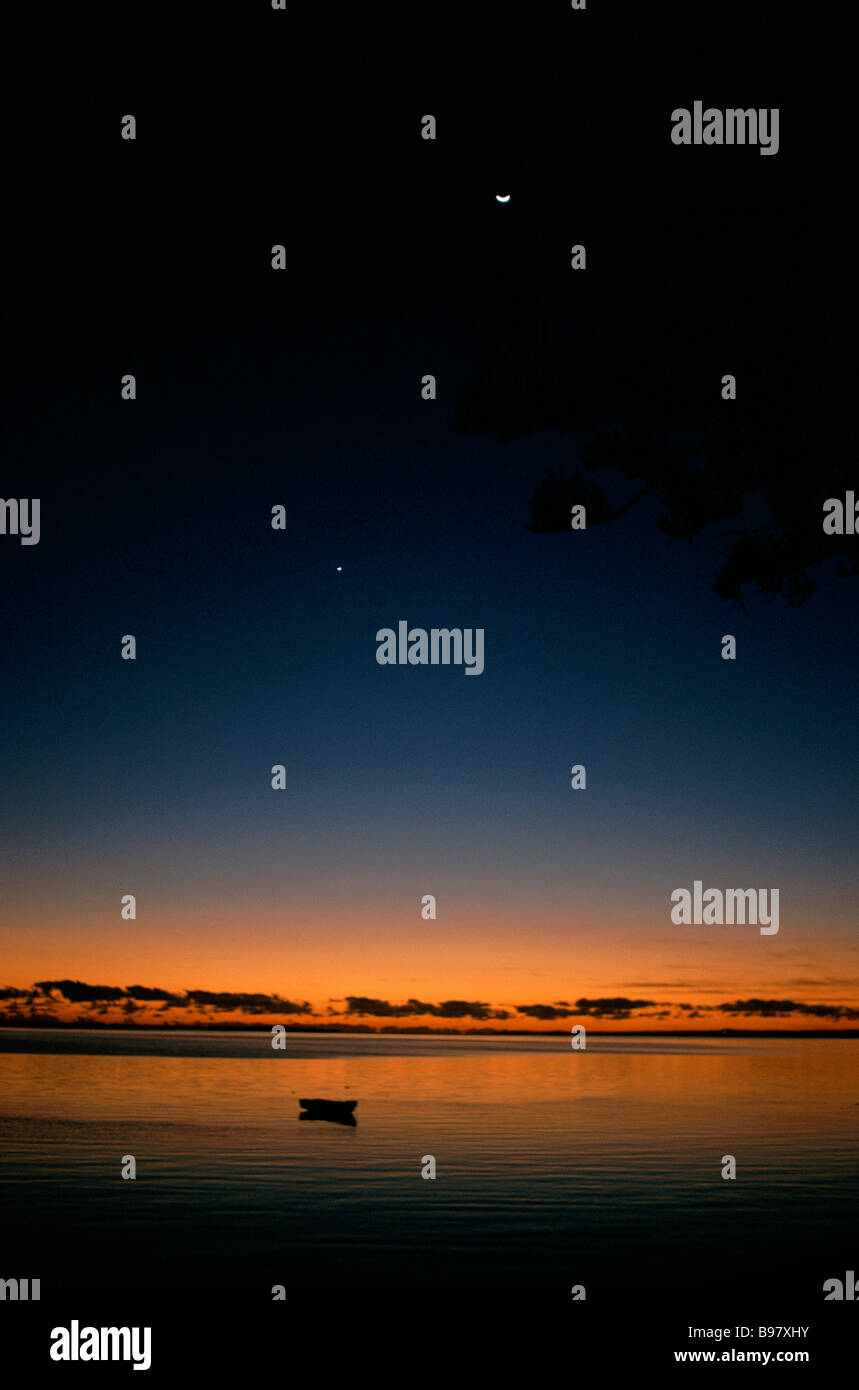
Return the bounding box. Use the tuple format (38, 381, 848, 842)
(495, 194, 511, 203)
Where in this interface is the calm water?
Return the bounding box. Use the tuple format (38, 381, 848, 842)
(1, 1030, 856, 1306)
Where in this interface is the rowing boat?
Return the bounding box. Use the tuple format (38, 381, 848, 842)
(298, 1097, 357, 1116)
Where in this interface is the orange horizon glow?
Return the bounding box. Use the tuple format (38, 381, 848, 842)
(3, 900, 858, 1032)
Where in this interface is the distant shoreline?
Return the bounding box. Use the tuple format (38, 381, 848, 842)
(0, 1022, 857, 1038)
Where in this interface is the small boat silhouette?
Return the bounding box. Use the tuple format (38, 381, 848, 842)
(299, 1097, 358, 1124)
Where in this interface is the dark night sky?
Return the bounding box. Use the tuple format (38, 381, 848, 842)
(2, 3, 857, 1025)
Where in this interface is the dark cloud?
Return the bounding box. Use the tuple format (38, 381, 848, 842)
(343, 997, 416, 1018)
(26, 980, 312, 1017)
(517, 996, 859, 1022)
(34, 979, 126, 1003)
(125, 984, 183, 1002)
(4, 982, 858, 1028)
(434, 1000, 507, 1020)
(717, 998, 859, 1021)
(516, 1003, 577, 1021)
(573, 997, 656, 1018)
(183, 990, 313, 1015)
(344, 997, 508, 1021)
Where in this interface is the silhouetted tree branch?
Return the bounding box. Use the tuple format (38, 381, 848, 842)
(453, 263, 856, 608)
